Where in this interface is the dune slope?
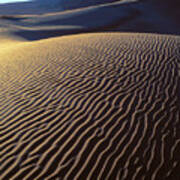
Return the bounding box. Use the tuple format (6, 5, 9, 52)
(0, 33, 180, 180)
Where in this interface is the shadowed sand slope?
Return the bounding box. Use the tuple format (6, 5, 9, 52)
(60, 0, 120, 9)
(0, 33, 180, 180)
(0, 0, 180, 42)
(0, 0, 140, 40)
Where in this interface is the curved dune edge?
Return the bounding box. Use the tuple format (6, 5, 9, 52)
(1, 33, 180, 180)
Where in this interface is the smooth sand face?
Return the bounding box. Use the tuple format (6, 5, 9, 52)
(1, 33, 180, 180)
(0, 0, 179, 43)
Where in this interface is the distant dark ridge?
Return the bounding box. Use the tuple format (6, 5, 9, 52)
(0, 15, 27, 21)
(151, 0, 180, 24)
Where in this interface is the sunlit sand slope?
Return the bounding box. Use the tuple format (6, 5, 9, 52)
(1, 33, 180, 180)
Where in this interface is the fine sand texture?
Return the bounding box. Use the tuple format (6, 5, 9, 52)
(1, 33, 180, 180)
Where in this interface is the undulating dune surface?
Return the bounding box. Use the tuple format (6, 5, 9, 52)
(1, 33, 180, 180)
(1, 0, 180, 179)
(0, 0, 180, 38)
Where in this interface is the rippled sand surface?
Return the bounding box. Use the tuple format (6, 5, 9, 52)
(1, 33, 180, 180)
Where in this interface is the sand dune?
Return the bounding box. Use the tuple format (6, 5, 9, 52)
(1, 33, 180, 180)
(0, 0, 179, 43)
(60, 0, 120, 9)
(1, 0, 180, 179)
(0, 0, 140, 41)
(0, 0, 63, 15)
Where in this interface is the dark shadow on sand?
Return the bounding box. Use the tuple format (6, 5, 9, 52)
(0, 15, 28, 21)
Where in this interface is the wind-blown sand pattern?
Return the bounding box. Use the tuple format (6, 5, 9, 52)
(0, 33, 180, 180)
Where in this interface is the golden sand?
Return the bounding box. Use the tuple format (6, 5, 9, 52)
(1, 33, 180, 179)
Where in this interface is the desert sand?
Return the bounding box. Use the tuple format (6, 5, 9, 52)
(0, 0, 180, 180)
